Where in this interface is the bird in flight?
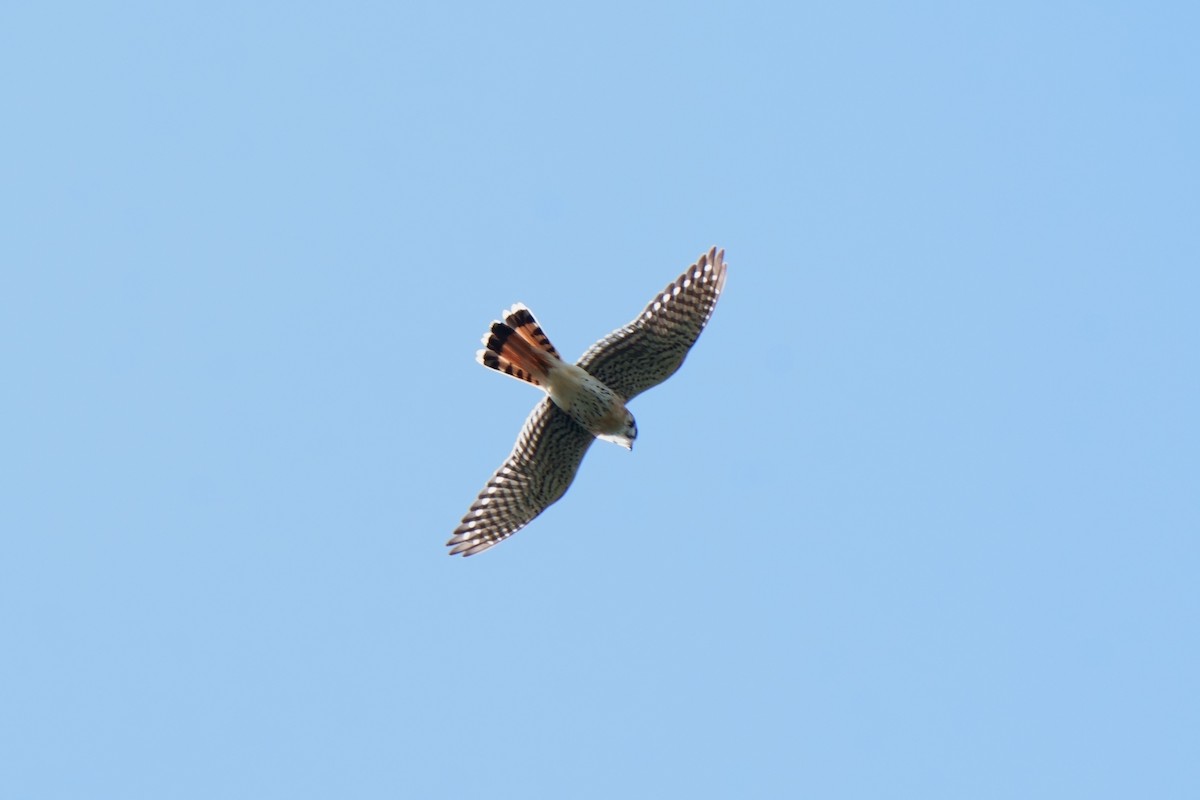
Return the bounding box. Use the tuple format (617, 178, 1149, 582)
(447, 247, 729, 556)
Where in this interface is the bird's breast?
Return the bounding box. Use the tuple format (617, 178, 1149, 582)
(544, 363, 628, 437)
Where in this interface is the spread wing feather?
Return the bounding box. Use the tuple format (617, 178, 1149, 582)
(577, 247, 728, 401)
(447, 398, 595, 556)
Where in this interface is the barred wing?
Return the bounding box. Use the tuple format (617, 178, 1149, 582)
(447, 398, 596, 556)
(577, 247, 728, 400)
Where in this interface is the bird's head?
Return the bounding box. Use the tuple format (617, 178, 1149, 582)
(600, 410, 637, 450)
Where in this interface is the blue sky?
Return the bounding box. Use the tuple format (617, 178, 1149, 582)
(2, 2, 1197, 797)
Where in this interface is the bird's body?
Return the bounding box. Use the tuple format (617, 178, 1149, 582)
(541, 361, 635, 449)
(447, 247, 728, 556)
(480, 309, 637, 449)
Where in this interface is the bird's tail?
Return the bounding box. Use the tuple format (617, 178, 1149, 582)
(476, 303, 562, 387)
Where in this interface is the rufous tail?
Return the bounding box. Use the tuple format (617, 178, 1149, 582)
(476, 303, 561, 387)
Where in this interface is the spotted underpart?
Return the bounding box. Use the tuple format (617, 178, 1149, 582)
(448, 246, 728, 557)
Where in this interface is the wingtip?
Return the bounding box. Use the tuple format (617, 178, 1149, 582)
(447, 540, 494, 557)
(446, 525, 501, 557)
(704, 246, 728, 297)
(446, 537, 474, 557)
(699, 246, 726, 275)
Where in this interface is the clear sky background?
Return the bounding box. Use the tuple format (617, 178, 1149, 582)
(3, 2, 1197, 798)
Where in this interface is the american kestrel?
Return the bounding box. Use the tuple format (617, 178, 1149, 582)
(447, 247, 729, 556)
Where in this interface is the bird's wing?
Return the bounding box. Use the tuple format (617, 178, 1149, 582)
(576, 247, 728, 401)
(447, 398, 596, 556)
